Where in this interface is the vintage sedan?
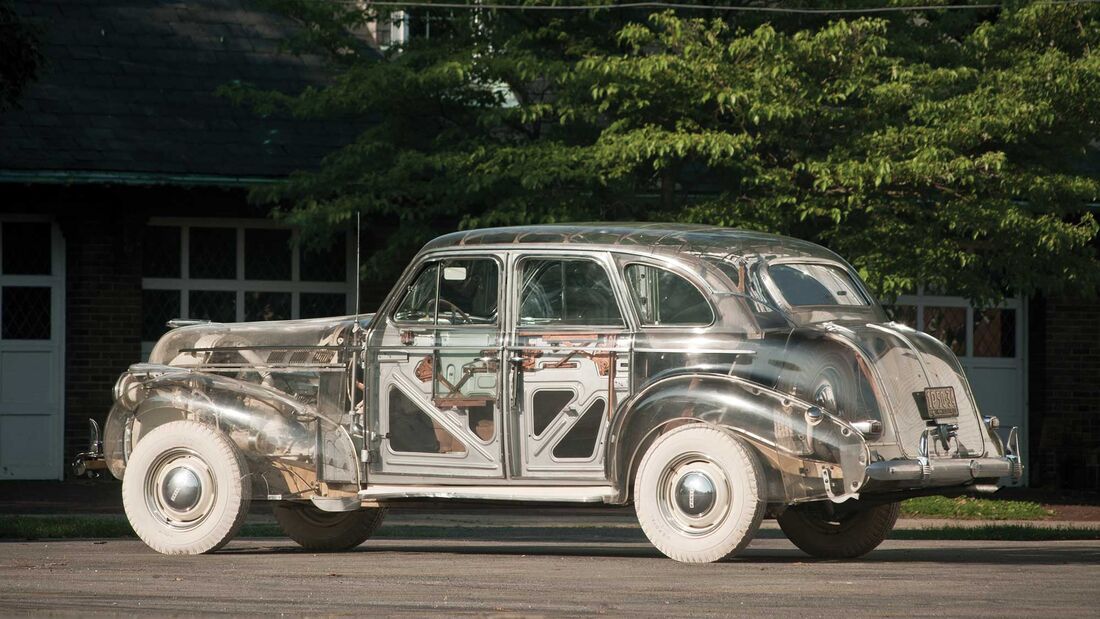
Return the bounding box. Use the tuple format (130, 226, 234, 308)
(85, 224, 1021, 562)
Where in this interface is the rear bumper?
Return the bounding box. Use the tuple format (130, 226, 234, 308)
(865, 456, 1021, 485)
(865, 424, 1023, 488)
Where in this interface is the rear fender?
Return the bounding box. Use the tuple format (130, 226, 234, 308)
(103, 368, 359, 499)
(606, 372, 869, 505)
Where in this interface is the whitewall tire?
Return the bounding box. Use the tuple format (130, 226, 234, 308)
(634, 425, 766, 563)
(122, 420, 251, 555)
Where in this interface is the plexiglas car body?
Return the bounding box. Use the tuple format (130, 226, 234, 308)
(98, 224, 1022, 560)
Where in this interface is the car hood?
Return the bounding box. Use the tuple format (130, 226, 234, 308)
(148, 315, 368, 366)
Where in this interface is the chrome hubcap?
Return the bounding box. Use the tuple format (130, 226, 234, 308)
(674, 471, 716, 517)
(658, 454, 732, 537)
(145, 449, 216, 531)
(161, 467, 202, 511)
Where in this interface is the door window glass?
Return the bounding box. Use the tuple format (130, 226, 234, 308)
(1, 286, 51, 340)
(518, 259, 623, 326)
(394, 259, 499, 325)
(437, 259, 499, 325)
(2, 222, 51, 275)
(624, 264, 713, 326)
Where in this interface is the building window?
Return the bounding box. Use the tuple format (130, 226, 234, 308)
(886, 292, 1020, 360)
(140, 220, 354, 351)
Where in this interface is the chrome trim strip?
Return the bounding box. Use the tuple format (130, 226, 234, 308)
(358, 484, 617, 503)
(632, 347, 756, 355)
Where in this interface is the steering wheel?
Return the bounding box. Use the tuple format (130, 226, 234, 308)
(433, 298, 470, 324)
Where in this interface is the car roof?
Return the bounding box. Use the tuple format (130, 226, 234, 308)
(422, 223, 843, 262)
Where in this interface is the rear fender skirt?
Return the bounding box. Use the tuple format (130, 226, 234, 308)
(605, 372, 869, 505)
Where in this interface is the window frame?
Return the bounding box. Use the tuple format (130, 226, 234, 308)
(621, 261, 716, 328)
(140, 218, 356, 353)
(390, 254, 503, 329)
(512, 253, 629, 331)
(888, 291, 1023, 362)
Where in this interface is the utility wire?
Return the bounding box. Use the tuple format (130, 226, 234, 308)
(350, 0, 1099, 13)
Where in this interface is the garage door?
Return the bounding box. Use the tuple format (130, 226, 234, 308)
(0, 219, 65, 479)
(891, 294, 1027, 485)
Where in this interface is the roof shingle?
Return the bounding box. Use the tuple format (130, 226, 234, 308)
(0, 0, 356, 181)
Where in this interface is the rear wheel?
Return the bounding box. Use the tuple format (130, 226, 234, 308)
(274, 503, 386, 551)
(122, 420, 251, 555)
(799, 350, 859, 419)
(634, 425, 765, 563)
(777, 500, 900, 559)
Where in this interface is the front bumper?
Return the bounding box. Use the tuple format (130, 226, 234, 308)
(865, 424, 1023, 487)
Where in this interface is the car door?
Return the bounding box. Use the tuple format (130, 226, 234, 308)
(367, 254, 505, 478)
(505, 252, 633, 480)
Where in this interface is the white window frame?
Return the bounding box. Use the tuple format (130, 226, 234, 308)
(141, 218, 356, 354)
(892, 290, 1024, 365)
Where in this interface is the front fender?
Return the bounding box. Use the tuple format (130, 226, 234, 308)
(104, 368, 359, 498)
(606, 372, 869, 505)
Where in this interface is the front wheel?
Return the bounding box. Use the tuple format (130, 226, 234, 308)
(274, 503, 386, 551)
(122, 420, 251, 555)
(634, 425, 766, 563)
(777, 500, 900, 559)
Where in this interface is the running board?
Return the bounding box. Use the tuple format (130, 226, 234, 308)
(358, 484, 616, 503)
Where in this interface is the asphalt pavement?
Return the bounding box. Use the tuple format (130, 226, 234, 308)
(1, 535, 1097, 617)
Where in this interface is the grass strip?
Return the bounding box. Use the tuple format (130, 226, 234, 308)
(900, 496, 1050, 520)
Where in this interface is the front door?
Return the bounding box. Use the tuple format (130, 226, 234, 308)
(369, 256, 505, 478)
(506, 255, 632, 480)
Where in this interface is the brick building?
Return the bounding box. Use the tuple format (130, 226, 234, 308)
(0, 0, 360, 479)
(0, 0, 1097, 487)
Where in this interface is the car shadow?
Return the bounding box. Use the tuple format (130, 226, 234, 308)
(219, 537, 1100, 566)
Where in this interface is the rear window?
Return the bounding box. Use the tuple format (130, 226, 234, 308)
(769, 263, 869, 307)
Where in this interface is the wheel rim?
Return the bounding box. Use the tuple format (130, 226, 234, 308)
(144, 448, 217, 531)
(656, 453, 732, 537)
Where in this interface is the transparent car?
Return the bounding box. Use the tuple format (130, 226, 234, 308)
(82, 224, 1022, 561)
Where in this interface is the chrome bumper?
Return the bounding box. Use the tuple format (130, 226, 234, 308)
(866, 424, 1024, 486)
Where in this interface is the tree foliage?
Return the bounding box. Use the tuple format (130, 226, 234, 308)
(223, 1, 1100, 302)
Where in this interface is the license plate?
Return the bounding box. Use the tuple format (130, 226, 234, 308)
(922, 386, 959, 419)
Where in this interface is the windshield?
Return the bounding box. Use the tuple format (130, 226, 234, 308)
(768, 263, 870, 307)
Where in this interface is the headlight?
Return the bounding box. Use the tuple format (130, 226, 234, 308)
(112, 373, 143, 408)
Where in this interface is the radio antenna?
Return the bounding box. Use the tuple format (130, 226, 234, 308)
(354, 210, 362, 318)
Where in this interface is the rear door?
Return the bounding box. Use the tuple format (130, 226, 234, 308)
(505, 253, 632, 480)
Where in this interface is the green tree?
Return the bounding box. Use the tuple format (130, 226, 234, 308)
(223, 1, 1100, 303)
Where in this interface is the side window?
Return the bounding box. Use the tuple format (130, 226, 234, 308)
(394, 263, 438, 323)
(394, 258, 499, 325)
(518, 258, 623, 327)
(624, 264, 713, 326)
